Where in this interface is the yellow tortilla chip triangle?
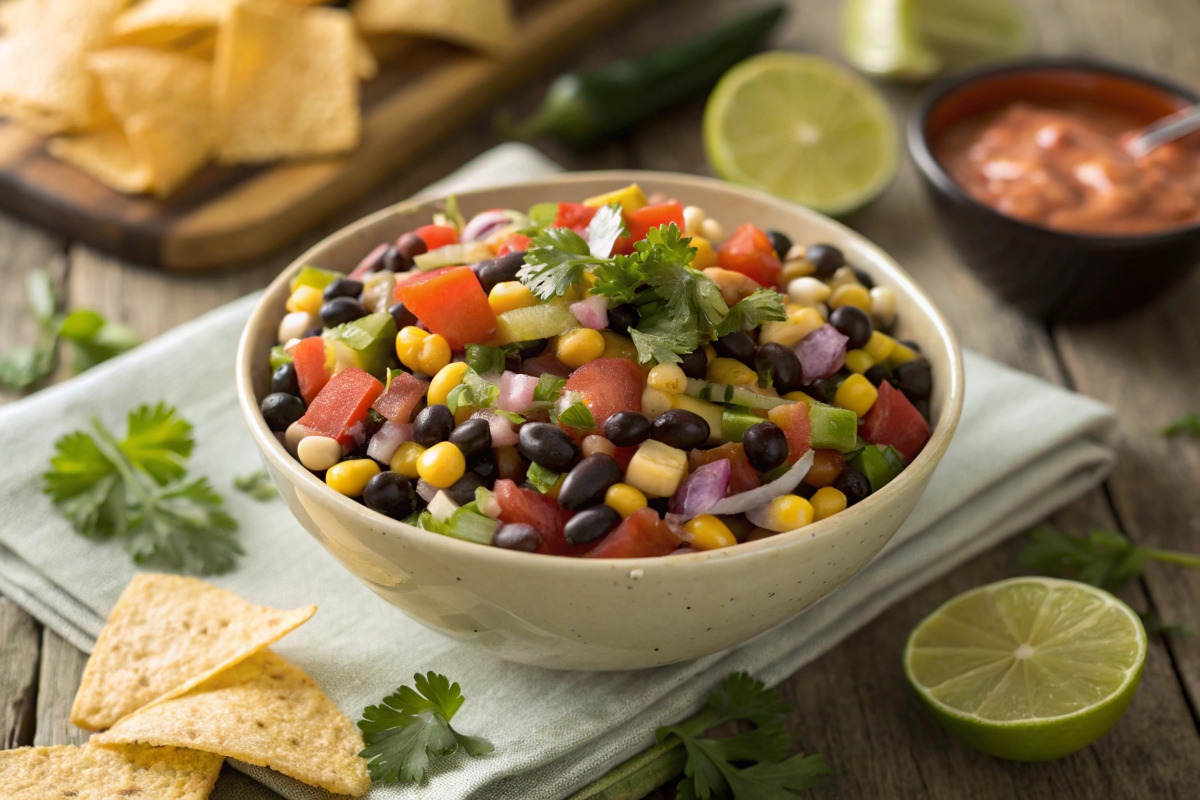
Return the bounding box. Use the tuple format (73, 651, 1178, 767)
(96, 650, 372, 797)
(47, 129, 154, 194)
(70, 573, 316, 731)
(113, 0, 334, 47)
(0, 742, 223, 800)
(213, 3, 360, 163)
(351, 0, 515, 55)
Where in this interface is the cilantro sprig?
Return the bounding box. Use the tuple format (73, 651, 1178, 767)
(1162, 413, 1200, 439)
(43, 403, 241, 574)
(1019, 524, 1200, 591)
(233, 470, 278, 501)
(518, 204, 626, 299)
(358, 672, 493, 785)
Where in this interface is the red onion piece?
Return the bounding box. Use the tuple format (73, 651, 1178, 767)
(794, 324, 848, 384)
(366, 421, 412, 464)
(496, 371, 540, 413)
(472, 408, 520, 448)
(462, 209, 514, 242)
(668, 459, 732, 522)
(570, 295, 608, 330)
(707, 450, 814, 516)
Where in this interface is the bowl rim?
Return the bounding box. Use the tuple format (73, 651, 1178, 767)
(236, 169, 964, 572)
(908, 56, 1200, 244)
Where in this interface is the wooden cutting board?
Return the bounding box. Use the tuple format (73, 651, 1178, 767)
(0, 0, 643, 271)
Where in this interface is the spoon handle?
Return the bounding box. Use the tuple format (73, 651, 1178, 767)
(1126, 105, 1200, 158)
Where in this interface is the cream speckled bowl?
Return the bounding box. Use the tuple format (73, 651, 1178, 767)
(236, 172, 963, 670)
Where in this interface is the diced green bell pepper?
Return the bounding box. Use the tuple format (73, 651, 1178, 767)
(289, 265, 343, 293)
(323, 312, 397, 377)
(809, 402, 859, 452)
(850, 444, 906, 492)
(269, 345, 292, 370)
(721, 407, 762, 444)
(494, 301, 579, 344)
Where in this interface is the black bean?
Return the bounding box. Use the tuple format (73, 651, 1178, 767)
(893, 358, 932, 401)
(362, 245, 390, 274)
(389, 302, 417, 329)
(320, 297, 368, 328)
(563, 505, 621, 545)
(915, 398, 931, 423)
(829, 305, 873, 350)
(863, 363, 893, 388)
(468, 449, 496, 479)
(518, 422, 579, 472)
(444, 472, 485, 506)
(833, 467, 871, 506)
(754, 343, 801, 392)
(806, 244, 844, 278)
(765, 229, 793, 259)
(449, 417, 492, 456)
(713, 331, 755, 364)
(647, 496, 672, 516)
(851, 267, 876, 289)
(514, 338, 548, 359)
(742, 421, 788, 472)
(261, 392, 305, 431)
(805, 374, 847, 404)
(678, 349, 708, 380)
(651, 409, 709, 451)
(504, 353, 522, 373)
(395, 232, 427, 264)
(413, 404, 454, 446)
(476, 251, 526, 294)
(323, 278, 364, 301)
(558, 453, 622, 511)
(271, 363, 299, 396)
(363, 472, 417, 519)
(899, 339, 922, 353)
(304, 325, 325, 339)
(794, 481, 816, 500)
(604, 411, 651, 447)
(608, 304, 638, 336)
(493, 522, 540, 552)
(382, 245, 406, 272)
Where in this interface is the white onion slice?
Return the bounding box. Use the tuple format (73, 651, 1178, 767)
(570, 295, 608, 329)
(706, 449, 815, 516)
(461, 209, 514, 242)
(366, 421, 412, 464)
(496, 371, 539, 412)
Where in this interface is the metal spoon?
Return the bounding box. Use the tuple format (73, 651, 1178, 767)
(1125, 105, 1200, 158)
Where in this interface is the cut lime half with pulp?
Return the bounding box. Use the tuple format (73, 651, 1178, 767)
(904, 577, 1146, 761)
(703, 52, 898, 217)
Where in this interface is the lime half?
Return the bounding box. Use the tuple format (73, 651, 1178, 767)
(904, 577, 1146, 761)
(703, 52, 898, 217)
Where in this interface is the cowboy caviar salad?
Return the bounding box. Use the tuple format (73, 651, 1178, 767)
(260, 185, 933, 557)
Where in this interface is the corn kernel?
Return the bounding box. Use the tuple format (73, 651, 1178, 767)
(325, 458, 380, 497)
(417, 441, 466, 489)
(417, 334, 451, 376)
(707, 357, 757, 386)
(888, 340, 919, 366)
(811, 486, 848, 520)
(648, 363, 688, 394)
(787, 276, 831, 307)
(605, 483, 648, 518)
(782, 391, 816, 406)
(863, 331, 896, 364)
(684, 514, 737, 550)
(829, 283, 871, 311)
(390, 442, 426, 479)
(829, 266, 860, 290)
(428, 362, 470, 406)
(834, 373, 879, 418)
(641, 386, 673, 418)
(454, 405, 477, 425)
(690, 235, 718, 269)
(782, 257, 816, 282)
(758, 306, 824, 348)
(286, 285, 324, 315)
(584, 183, 648, 212)
(752, 494, 814, 532)
(869, 286, 896, 328)
(845, 349, 875, 374)
(582, 434, 616, 458)
(624, 439, 688, 497)
(488, 281, 538, 315)
(682, 205, 706, 237)
(703, 343, 717, 364)
(396, 326, 428, 366)
(601, 330, 638, 362)
(556, 328, 606, 368)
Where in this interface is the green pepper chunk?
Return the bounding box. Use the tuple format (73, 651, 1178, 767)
(323, 312, 397, 377)
(269, 345, 293, 370)
(289, 264, 343, 293)
(721, 407, 762, 444)
(850, 444, 907, 492)
(808, 403, 859, 452)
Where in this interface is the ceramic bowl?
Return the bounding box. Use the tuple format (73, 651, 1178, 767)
(236, 171, 964, 670)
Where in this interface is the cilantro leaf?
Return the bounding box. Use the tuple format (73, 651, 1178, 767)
(234, 470, 278, 501)
(121, 402, 194, 485)
(532, 373, 566, 403)
(629, 311, 701, 365)
(557, 402, 595, 430)
(591, 254, 645, 304)
(465, 344, 508, 376)
(587, 203, 625, 258)
(716, 289, 787, 338)
(358, 672, 493, 785)
(58, 309, 137, 373)
(1162, 413, 1200, 438)
(1019, 524, 1200, 591)
(446, 370, 499, 413)
(526, 462, 561, 494)
(518, 227, 597, 300)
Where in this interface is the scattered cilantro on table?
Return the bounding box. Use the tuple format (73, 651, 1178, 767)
(358, 672, 493, 785)
(1162, 413, 1200, 439)
(1019, 524, 1200, 591)
(233, 470, 278, 501)
(43, 403, 241, 575)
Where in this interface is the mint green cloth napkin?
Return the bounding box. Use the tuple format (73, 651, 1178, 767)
(0, 144, 1117, 800)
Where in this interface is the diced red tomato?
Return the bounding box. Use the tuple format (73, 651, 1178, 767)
(612, 201, 686, 254)
(497, 233, 531, 256)
(297, 368, 384, 450)
(612, 445, 637, 472)
(564, 358, 644, 427)
(689, 443, 759, 494)
(860, 381, 931, 462)
(412, 224, 458, 250)
(394, 266, 497, 349)
(293, 336, 331, 405)
(803, 449, 846, 488)
(493, 479, 587, 556)
(717, 223, 782, 289)
(586, 508, 682, 558)
(372, 372, 428, 424)
(766, 402, 812, 465)
(553, 202, 597, 233)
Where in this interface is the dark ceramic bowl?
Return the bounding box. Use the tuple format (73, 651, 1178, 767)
(909, 58, 1200, 322)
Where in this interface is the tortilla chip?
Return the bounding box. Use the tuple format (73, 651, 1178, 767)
(70, 573, 317, 731)
(96, 650, 371, 797)
(0, 0, 126, 134)
(112, 0, 333, 47)
(47, 129, 154, 194)
(213, 3, 360, 163)
(351, 0, 515, 55)
(0, 742, 223, 800)
(355, 30, 379, 80)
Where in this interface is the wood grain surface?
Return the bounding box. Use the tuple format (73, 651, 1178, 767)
(1, 0, 1198, 798)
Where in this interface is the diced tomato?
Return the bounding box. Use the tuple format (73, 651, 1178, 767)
(688, 443, 759, 494)
(766, 402, 812, 465)
(413, 224, 458, 250)
(394, 266, 496, 349)
(803, 449, 847, 488)
(860, 381, 932, 462)
(349, 243, 389, 280)
(493, 479, 586, 556)
(293, 336, 331, 405)
(586, 508, 682, 559)
(613, 201, 686, 254)
(717, 223, 782, 289)
(497, 233, 531, 256)
(564, 358, 644, 427)
(553, 202, 597, 233)
(612, 445, 637, 472)
(372, 372, 428, 424)
(297, 368, 384, 450)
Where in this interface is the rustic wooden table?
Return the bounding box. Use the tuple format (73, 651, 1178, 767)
(2, 0, 1199, 797)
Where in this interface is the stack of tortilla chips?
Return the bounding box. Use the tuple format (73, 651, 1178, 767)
(0, 0, 515, 197)
(0, 573, 372, 798)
